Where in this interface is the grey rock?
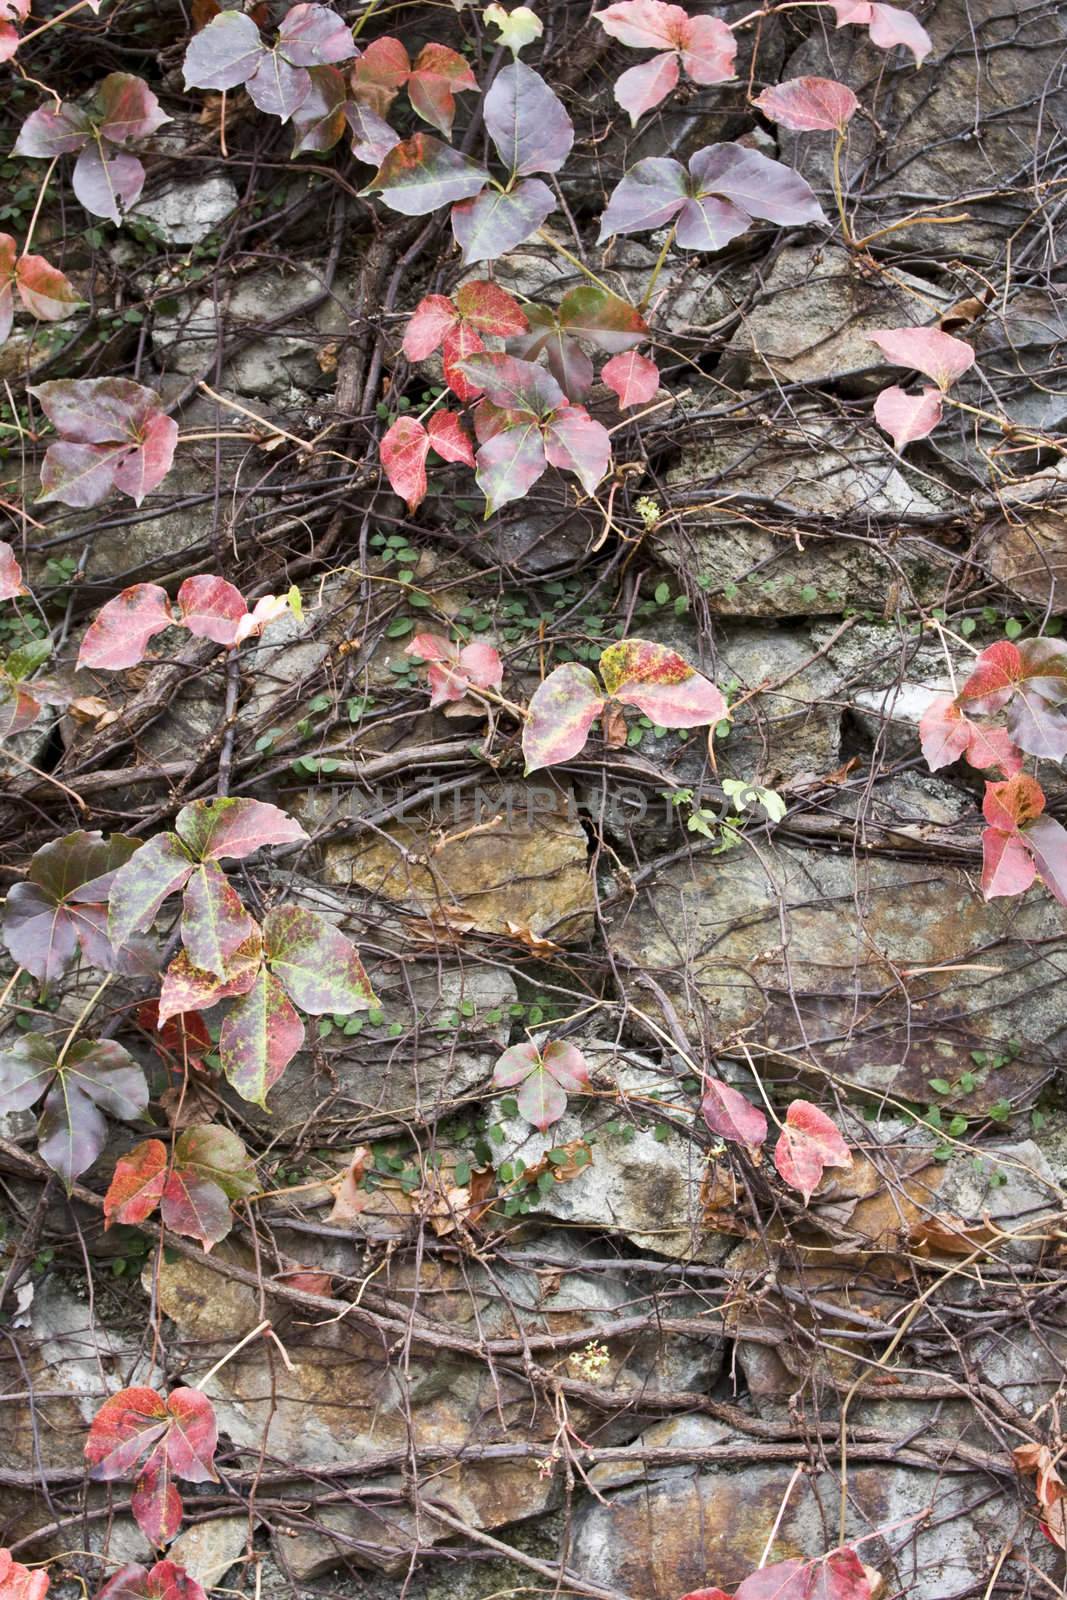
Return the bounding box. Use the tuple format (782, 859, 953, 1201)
(168, 1518, 249, 1588)
(130, 174, 238, 245)
(722, 245, 949, 389)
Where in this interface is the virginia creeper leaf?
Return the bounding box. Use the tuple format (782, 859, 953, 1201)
(3, 829, 144, 982)
(701, 1075, 768, 1148)
(77, 584, 173, 669)
(773, 1099, 852, 1202)
(869, 326, 975, 390)
(483, 60, 574, 177)
(180, 861, 256, 977)
(86, 1386, 218, 1547)
(601, 349, 660, 407)
(182, 11, 267, 88)
(873, 384, 941, 450)
(174, 797, 308, 861)
(753, 76, 860, 132)
(96, 1561, 208, 1600)
(291, 64, 349, 154)
(381, 416, 431, 512)
(263, 905, 377, 1013)
(367, 134, 490, 216)
(451, 177, 555, 265)
(523, 661, 606, 772)
(108, 832, 194, 949)
(493, 1038, 591, 1130)
(219, 966, 305, 1107)
(600, 638, 727, 726)
(157, 936, 262, 1026)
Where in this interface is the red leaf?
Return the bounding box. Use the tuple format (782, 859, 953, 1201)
(407, 42, 478, 137)
(402, 294, 458, 361)
(173, 797, 308, 861)
(0, 540, 24, 601)
(111, 411, 178, 507)
(873, 384, 941, 450)
(453, 279, 529, 337)
(350, 34, 410, 115)
(176, 575, 247, 646)
(15, 252, 81, 322)
(104, 1139, 167, 1227)
(219, 966, 304, 1107)
(1018, 814, 1067, 907)
(542, 403, 612, 495)
(523, 661, 605, 772)
(982, 773, 1045, 832)
(86, 1386, 218, 1547)
(77, 584, 173, 670)
(599, 638, 726, 727)
(0, 1550, 49, 1600)
(701, 1075, 768, 1148)
(753, 76, 860, 132)
(773, 1100, 852, 1203)
(381, 416, 431, 512)
(958, 640, 1022, 712)
(613, 51, 680, 121)
(869, 326, 975, 391)
(442, 321, 488, 400)
(918, 694, 971, 770)
(427, 409, 475, 466)
(829, 0, 932, 62)
(601, 350, 660, 408)
(160, 1167, 232, 1250)
(96, 1560, 208, 1600)
(962, 722, 1022, 777)
(136, 1000, 212, 1064)
(735, 1552, 872, 1600)
(157, 936, 261, 1026)
(594, 0, 691, 51)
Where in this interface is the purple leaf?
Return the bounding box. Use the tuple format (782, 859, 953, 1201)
(344, 99, 401, 164)
(111, 413, 179, 506)
(219, 966, 305, 1107)
(263, 905, 377, 1013)
(291, 64, 349, 154)
(473, 419, 547, 514)
(276, 2, 356, 66)
(1023, 814, 1067, 909)
(459, 352, 565, 413)
(688, 143, 827, 227)
(701, 1075, 768, 1148)
(37, 440, 130, 507)
(674, 191, 750, 249)
(176, 575, 247, 646)
(0, 1034, 148, 1188)
(509, 304, 595, 399)
(72, 143, 146, 224)
(31, 377, 158, 442)
(366, 133, 490, 215)
(598, 156, 688, 240)
(108, 831, 195, 949)
(451, 176, 555, 265)
(483, 60, 574, 177)
(2, 830, 143, 982)
(14, 102, 91, 158)
(183, 11, 267, 90)
(523, 661, 606, 772)
(542, 404, 611, 495)
(246, 52, 312, 122)
(557, 285, 648, 353)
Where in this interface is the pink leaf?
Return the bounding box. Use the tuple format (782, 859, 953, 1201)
(174, 796, 307, 861)
(78, 584, 174, 670)
(0, 1551, 49, 1600)
(773, 1099, 852, 1203)
(0, 541, 24, 601)
(918, 693, 970, 770)
(601, 350, 660, 408)
(542, 404, 612, 495)
(0, 22, 20, 60)
(829, 0, 931, 62)
(872, 383, 941, 450)
(701, 1075, 768, 1148)
(111, 412, 179, 507)
(523, 661, 606, 773)
(232, 593, 290, 645)
(453, 279, 529, 337)
(176, 575, 247, 646)
(735, 1551, 872, 1600)
(427, 409, 475, 466)
(869, 326, 975, 390)
(982, 773, 1045, 833)
(1022, 814, 1067, 909)
(753, 75, 860, 132)
(492, 1038, 590, 1130)
(406, 42, 478, 138)
(964, 721, 1022, 777)
(593, 0, 690, 50)
(457, 641, 503, 691)
(678, 14, 736, 82)
(599, 638, 727, 727)
(15, 253, 81, 322)
(402, 294, 458, 361)
(381, 416, 431, 512)
(96, 1560, 208, 1600)
(613, 51, 680, 122)
(982, 827, 1036, 900)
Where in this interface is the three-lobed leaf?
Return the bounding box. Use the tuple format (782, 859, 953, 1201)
(3, 829, 145, 982)
(773, 1099, 852, 1203)
(0, 1034, 149, 1188)
(493, 1038, 591, 1129)
(86, 1386, 218, 1546)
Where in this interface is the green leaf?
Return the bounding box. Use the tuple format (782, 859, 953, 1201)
(107, 831, 194, 950)
(263, 906, 377, 1014)
(219, 967, 305, 1107)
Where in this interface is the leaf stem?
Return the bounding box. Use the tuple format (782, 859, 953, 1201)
(640, 224, 675, 311)
(55, 972, 113, 1069)
(535, 230, 616, 296)
(197, 1317, 272, 1388)
(831, 131, 852, 247)
(21, 158, 59, 258)
(17, 0, 96, 46)
(0, 968, 25, 1015)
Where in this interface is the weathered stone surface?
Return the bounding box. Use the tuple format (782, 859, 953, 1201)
(722, 246, 948, 389)
(168, 1518, 249, 1589)
(660, 397, 953, 616)
(131, 174, 238, 245)
(779, 0, 1067, 259)
(981, 466, 1067, 609)
(609, 838, 1067, 1103)
(319, 785, 595, 941)
(569, 1463, 1032, 1599)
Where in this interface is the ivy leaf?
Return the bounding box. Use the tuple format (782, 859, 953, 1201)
(219, 966, 305, 1107)
(275, 3, 356, 67)
(157, 935, 262, 1026)
(174, 797, 308, 861)
(483, 61, 574, 177)
(0, 1550, 50, 1600)
(350, 35, 410, 115)
(558, 286, 648, 352)
(830, 0, 932, 65)
(451, 177, 556, 265)
(85, 1386, 218, 1547)
(176, 575, 247, 646)
(71, 144, 147, 225)
(108, 832, 194, 950)
(613, 51, 680, 122)
(600, 638, 727, 726)
(77, 583, 173, 669)
(3, 829, 144, 982)
(873, 384, 942, 451)
(511, 305, 595, 399)
(473, 417, 547, 513)
(180, 861, 256, 977)
(687, 142, 826, 229)
(959, 638, 1067, 760)
(402, 295, 458, 360)
(753, 76, 860, 132)
(456, 279, 530, 337)
(869, 326, 975, 390)
(264, 905, 377, 1014)
(983, 825, 1036, 900)
(366, 133, 490, 216)
(701, 1075, 768, 1149)
(97, 1561, 209, 1600)
(291, 64, 349, 154)
(406, 43, 478, 137)
(542, 404, 611, 495)
(773, 1099, 852, 1203)
(381, 416, 432, 512)
(594, 2, 734, 121)
(598, 156, 689, 238)
(15, 252, 82, 323)
(32, 379, 176, 507)
(0, 1034, 149, 1187)
(523, 661, 606, 773)
(734, 1551, 872, 1600)
(103, 1139, 168, 1228)
(601, 350, 660, 407)
(344, 100, 401, 165)
(182, 10, 267, 88)
(174, 1124, 258, 1201)
(492, 1038, 591, 1130)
